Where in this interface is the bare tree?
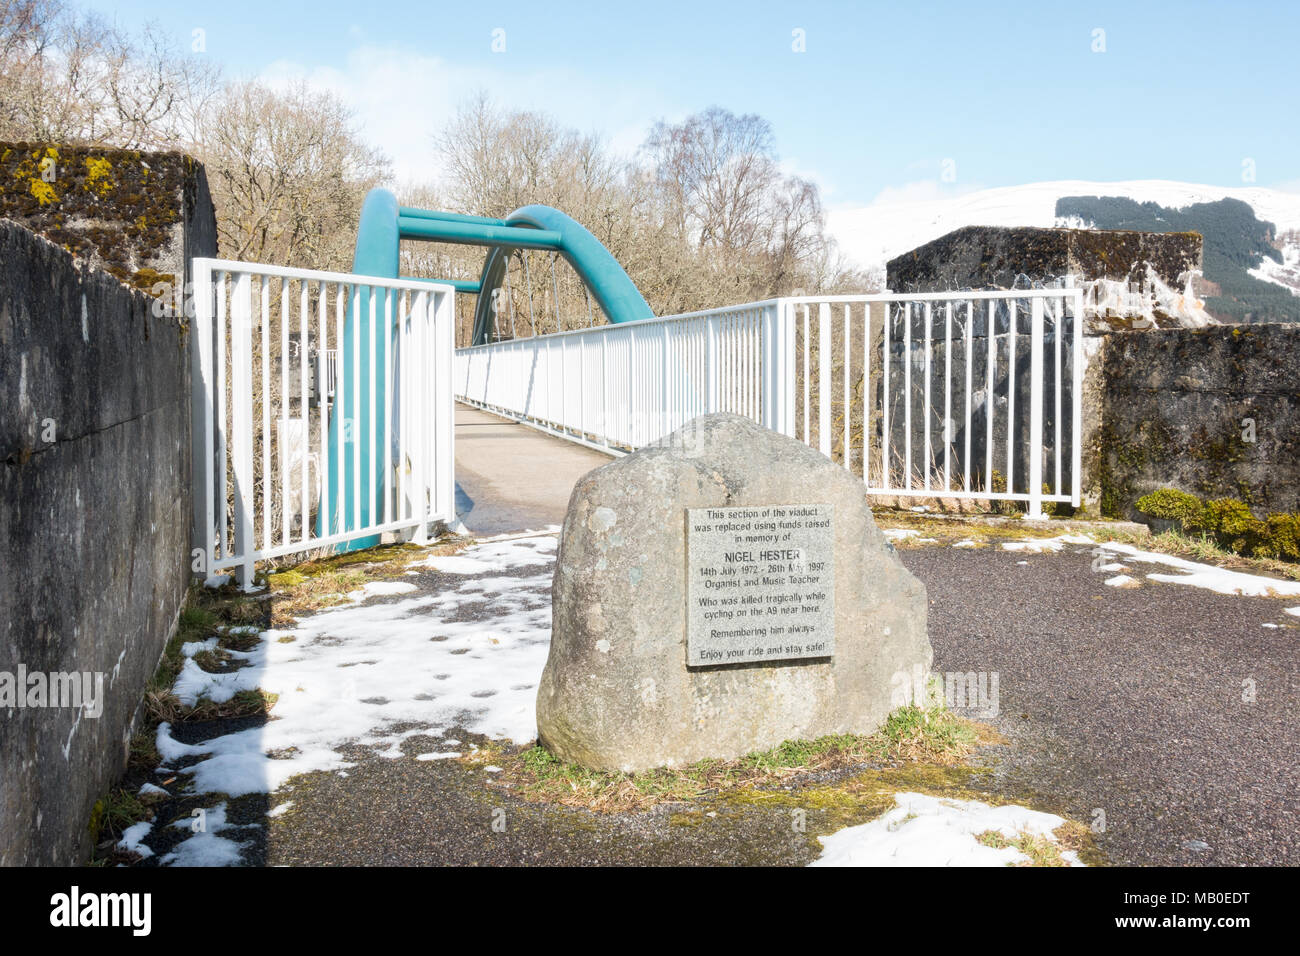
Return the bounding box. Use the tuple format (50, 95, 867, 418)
(199, 80, 389, 269)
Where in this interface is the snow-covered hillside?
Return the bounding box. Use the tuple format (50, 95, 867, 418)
(828, 180, 1300, 297)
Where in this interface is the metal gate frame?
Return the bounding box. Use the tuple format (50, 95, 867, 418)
(191, 258, 456, 590)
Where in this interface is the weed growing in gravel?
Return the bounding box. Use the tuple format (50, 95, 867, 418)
(466, 703, 987, 813)
(976, 828, 1077, 866)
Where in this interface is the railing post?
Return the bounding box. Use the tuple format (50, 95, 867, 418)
(782, 300, 796, 436)
(818, 303, 831, 458)
(705, 315, 718, 414)
(191, 258, 215, 583)
(1070, 282, 1084, 508)
(413, 290, 431, 544)
(760, 303, 776, 431)
(230, 271, 256, 590)
(435, 288, 456, 532)
(601, 334, 610, 448)
(1027, 295, 1045, 519)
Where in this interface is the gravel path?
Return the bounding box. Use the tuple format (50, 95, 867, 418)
(144, 530, 1300, 868)
(907, 540, 1300, 866)
(233, 536, 1299, 866)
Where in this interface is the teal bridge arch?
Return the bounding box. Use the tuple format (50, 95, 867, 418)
(320, 187, 653, 550)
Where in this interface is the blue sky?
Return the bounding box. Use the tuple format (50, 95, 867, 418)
(86, 0, 1300, 205)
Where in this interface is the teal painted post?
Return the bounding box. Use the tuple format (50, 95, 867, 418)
(320, 188, 400, 551)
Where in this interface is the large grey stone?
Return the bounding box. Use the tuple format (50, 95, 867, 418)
(537, 413, 933, 772)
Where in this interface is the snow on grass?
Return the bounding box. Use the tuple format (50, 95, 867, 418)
(1095, 542, 1300, 598)
(811, 792, 1083, 867)
(411, 532, 557, 575)
(1001, 533, 1094, 553)
(953, 539, 980, 548)
(345, 580, 418, 603)
(1104, 574, 1140, 588)
(159, 803, 255, 867)
(884, 529, 920, 541)
(156, 534, 555, 803)
(116, 821, 154, 859)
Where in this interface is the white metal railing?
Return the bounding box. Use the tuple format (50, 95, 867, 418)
(455, 290, 1084, 518)
(192, 258, 456, 589)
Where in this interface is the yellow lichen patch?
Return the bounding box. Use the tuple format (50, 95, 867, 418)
(29, 178, 57, 205)
(84, 156, 114, 196)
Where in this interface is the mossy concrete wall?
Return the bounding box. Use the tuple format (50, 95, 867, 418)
(0, 142, 216, 298)
(886, 225, 1202, 294)
(0, 149, 215, 864)
(1098, 325, 1300, 519)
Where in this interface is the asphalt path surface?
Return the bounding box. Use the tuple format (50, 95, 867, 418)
(143, 409, 1300, 865)
(241, 537, 1299, 866)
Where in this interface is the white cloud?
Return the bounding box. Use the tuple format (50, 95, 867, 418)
(257, 43, 677, 187)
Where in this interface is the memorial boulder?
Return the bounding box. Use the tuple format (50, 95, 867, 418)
(537, 413, 932, 771)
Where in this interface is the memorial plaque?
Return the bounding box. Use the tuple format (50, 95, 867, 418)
(686, 504, 834, 666)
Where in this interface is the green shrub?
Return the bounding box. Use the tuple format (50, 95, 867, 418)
(1134, 487, 1300, 562)
(1201, 498, 1266, 552)
(1265, 514, 1300, 561)
(1136, 488, 1204, 524)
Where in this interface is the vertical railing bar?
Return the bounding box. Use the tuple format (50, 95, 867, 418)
(192, 259, 216, 580)
(367, 286, 377, 535)
(985, 299, 994, 494)
(963, 300, 973, 494)
(842, 305, 850, 470)
(904, 302, 912, 490)
(352, 284, 361, 534)
(863, 302, 871, 484)
(802, 305, 810, 444)
(383, 288, 393, 525)
(232, 272, 254, 588)
(1028, 296, 1044, 518)
(819, 303, 831, 459)
(216, 271, 228, 562)
(299, 280, 310, 543)
(1071, 288, 1084, 507)
(279, 278, 289, 545)
(1054, 296, 1062, 497)
(260, 278, 270, 553)
(882, 302, 891, 491)
(923, 302, 931, 491)
(333, 284, 345, 535)
(317, 282, 329, 541)
(1006, 300, 1016, 499)
(943, 302, 952, 491)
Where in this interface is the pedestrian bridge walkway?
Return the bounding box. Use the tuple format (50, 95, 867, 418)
(453, 403, 611, 536)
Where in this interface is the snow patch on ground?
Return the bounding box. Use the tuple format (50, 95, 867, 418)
(155, 535, 555, 808)
(1104, 574, 1140, 588)
(160, 803, 256, 867)
(345, 580, 418, 603)
(1096, 542, 1300, 598)
(411, 534, 558, 575)
(811, 792, 1084, 867)
(116, 821, 154, 859)
(1001, 533, 1094, 553)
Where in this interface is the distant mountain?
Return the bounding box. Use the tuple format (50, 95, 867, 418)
(1054, 195, 1298, 323)
(827, 180, 1300, 320)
